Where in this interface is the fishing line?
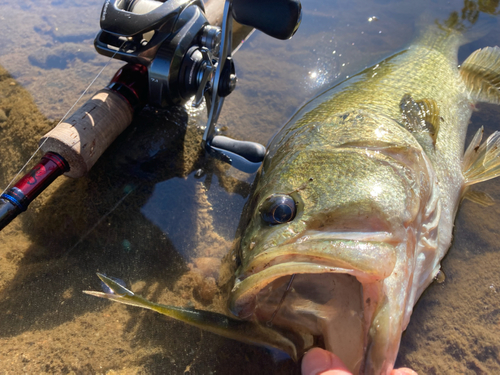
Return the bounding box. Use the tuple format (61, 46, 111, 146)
(0, 40, 127, 197)
(266, 273, 296, 327)
(231, 28, 256, 55)
(64, 185, 135, 255)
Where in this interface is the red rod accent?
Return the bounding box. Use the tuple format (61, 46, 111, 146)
(108, 63, 149, 109)
(0, 152, 69, 230)
(9, 152, 69, 208)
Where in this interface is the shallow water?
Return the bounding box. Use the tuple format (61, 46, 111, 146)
(0, 0, 499, 373)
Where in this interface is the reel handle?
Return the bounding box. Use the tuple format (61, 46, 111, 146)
(232, 0, 302, 40)
(211, 135, 266, 163)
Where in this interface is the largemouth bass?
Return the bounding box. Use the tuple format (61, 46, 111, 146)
(228, 25, 500, 375)
(85, 3, 500, 374)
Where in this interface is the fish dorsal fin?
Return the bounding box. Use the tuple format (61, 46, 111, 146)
(463, 189, 495, 207)
(460, 46, 500, 104)
(463, 126, 500, 185)
(400, 94, 440, 143)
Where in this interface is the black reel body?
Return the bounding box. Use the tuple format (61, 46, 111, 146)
(94, 0, 301, 170)
(95, 0, 216, 107)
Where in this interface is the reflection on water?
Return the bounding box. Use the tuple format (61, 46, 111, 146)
(0, 0, 499, 373)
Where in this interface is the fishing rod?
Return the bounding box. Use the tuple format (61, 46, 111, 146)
(0, 0, 302, 231)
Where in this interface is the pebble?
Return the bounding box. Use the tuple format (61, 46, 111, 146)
(0, 109, 7, 122)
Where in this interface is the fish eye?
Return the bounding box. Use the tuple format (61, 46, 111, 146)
(260, 194, 297, 225)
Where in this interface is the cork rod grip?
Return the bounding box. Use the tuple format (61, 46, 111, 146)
(39, 89, 133, 178)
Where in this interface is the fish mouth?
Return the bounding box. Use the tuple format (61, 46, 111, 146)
(230, 235, 398, 373)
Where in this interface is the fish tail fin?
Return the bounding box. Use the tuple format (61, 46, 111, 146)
(460, 46, 500, 104)
(462, 126, 500, 185)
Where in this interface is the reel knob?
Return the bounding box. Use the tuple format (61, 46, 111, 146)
(217, 57, 236, 98)
(232, 0, 302, 40)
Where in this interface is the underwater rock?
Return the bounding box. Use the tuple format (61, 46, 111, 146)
(28, 43, 96, 70)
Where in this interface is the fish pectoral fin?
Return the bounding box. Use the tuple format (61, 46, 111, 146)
(463, 188, 495, 206)
(460, 46, 500, 104)
(83, 273, 299, 361)
(463, 126, 500, 185)
(399, 94, 440, 144)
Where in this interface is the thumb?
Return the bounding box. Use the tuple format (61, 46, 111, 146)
(301, 347, 352, 375)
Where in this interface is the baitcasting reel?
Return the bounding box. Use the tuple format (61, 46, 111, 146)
(95, 0, 302, 172)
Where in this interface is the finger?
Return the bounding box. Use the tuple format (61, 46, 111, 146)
(391, 368, 418, 375)
(301, 347, 352, 375)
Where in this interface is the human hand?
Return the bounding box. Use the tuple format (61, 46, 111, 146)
(301, 347, 418, 375)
